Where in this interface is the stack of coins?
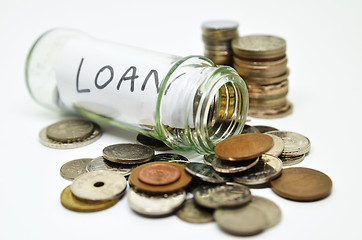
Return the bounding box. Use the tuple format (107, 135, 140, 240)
(202, 20, 239, 65)
(232, 35, 292, 118)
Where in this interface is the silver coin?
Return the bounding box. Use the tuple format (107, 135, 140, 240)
(46, 119, 94, 143)
(86, 156, 138, 177)
(264, 133, 284, 157)
(193, 182, 251, 209)
(202, 20, 239, 31)
(266, 131, 311, 157)
(185, 162, 230, 184)
(211, 156, 259, 174)
(279, 154, 305, 166)
(176, 198, 214, 223)
(214, 204, 268, 236)
(71, 170, 127, 201)
(248, 196, 282, 228)
(203, 154, 214, 166)
(152, 153, 189, 165)
(254, 125, 279, 133)
(233, 154, 282, 186)
(127, 187, 186, 216)
(136, 134, 171, 151)
(103, 143, 154, 164)
(60, 158, 93, 181)
(39, 124, 102, 149)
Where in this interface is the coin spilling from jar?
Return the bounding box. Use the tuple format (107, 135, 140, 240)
(45, 118, 332, 236)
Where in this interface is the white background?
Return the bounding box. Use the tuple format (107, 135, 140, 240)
(1, 0, 361, 239)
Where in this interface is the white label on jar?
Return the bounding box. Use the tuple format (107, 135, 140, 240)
(55, 38, 180, 127)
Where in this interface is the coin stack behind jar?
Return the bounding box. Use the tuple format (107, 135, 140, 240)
(202, 20, 239, 66)
(232, 35, 292, 118)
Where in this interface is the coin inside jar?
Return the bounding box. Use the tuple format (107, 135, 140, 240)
(214, 133, 274, 161)
(138, 163, 181, 186)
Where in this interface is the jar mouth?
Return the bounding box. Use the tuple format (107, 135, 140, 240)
(190, 66, 248, 154)
(156, 56, 248, 154)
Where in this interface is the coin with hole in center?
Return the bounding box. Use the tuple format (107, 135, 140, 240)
(214, 133, 274, 161)
(71, 170, 127, 201)
(60, 158, 93, 181)
(193, 182, 251, 209)
(103, 143, 154, 164)
(176, 198, 214, 223)
(138, 163, 181, 186)
(127, 187, 186, 216)
(61, 185, 119, 212)
(270, 167, 332, 201)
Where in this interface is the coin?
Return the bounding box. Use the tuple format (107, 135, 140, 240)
(214, 204, 268, 236)
(247, 80, 289, 100)
(264, 134, 284, 157)
(203, 154, 214, 166)
(39, 123, 102, 149)
(185, 162, 230, 184)
(214, 133, 274, 161)
(138, 163, 181, 186)
(127, 187, 186, 216)
(60, 158, 93, 181)
(71, 170, 127, 201)
(86, 156, 138, 177)
(176, 198, 214, 223)
(254, 125, 279, 133)
(193, 182, 251, 209)
(103, 143, 154, 164)
(232, 154, 282, 186)
(211, 156, 259, 174)
(129, 161, 192, 194)
(248, 196, 282, 228)
(46, 119, 95, 143)
(279, 154, 305, 166)
(152, 153, 189, 165)
(60, 185, 119, 212)
(248, 101, 293, 119)
(241, 124, 260, 134)
(136, 133, 171, 151)
(270, 167, 332, 201)
(266, 131, 311, 157)
(232, 35, 286, 60)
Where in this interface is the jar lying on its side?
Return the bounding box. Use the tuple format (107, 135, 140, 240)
(25, 28, 248, 154)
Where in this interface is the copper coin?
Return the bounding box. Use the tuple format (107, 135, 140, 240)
(214, 133, 274, 161)
(270, 167, 332, 201)
(129, 161, 192, 194)
(138, 163, 181, 186)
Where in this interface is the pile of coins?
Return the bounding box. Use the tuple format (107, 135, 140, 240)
(201, 20, 239, 65)
(44, 119, 332, 236)
(232, 35, 292, 118)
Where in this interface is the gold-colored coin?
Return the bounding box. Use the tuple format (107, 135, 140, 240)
(60, 185, 119, 212)
(46, 119, 94, 143)
(248, 101, 293, 119)
(233, 57, 287, 78)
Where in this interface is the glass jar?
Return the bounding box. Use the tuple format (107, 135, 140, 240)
(25, 28, 248, 154)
